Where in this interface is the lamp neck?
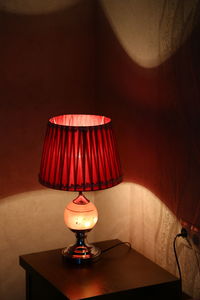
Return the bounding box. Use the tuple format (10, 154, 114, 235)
(75, 230, 88, 246)
(73, 192, 90, 205)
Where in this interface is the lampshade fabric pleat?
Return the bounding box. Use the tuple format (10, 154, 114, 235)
(39, 114, 122, 191)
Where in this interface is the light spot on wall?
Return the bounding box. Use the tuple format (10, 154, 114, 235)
(100, 0, 198, 68)
(0, 189, 95, 300)
(94, 181, 181, 260)
(94, 181, 200, 298)
(0, 0, 82, 15)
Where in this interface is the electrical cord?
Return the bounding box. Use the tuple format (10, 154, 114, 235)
(174, 227, 200, 296)
(173, 233, 183, 288)
(93, 241, 132, 263)
(102, 242, 132, 253)
(173, 228, 188, 291)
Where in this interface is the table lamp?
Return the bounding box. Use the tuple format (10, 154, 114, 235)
(39, 114, 122, 263)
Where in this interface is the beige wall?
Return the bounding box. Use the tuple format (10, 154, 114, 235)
(100, 0, 197, 68)
(94, 183, 200, 298)
(96, 0, 200, 298)
(0, 190, 96, 299)
(0, 0, 96, 299)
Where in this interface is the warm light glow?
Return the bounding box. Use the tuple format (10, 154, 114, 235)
(100, 0, 197, 68)
(1, 186, 199, 298)
(0, 0, 81, 15)
(50, 114, 111, 127)
(64, 194, 98, 230)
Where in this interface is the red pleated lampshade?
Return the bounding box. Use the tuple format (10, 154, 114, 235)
(39, 114, 122, 191)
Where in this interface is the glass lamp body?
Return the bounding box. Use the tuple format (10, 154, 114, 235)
(62, 193, 101, 263)
(64, 194, 98, 231)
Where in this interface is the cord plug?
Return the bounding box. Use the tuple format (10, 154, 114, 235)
(180, 227, 188, 238)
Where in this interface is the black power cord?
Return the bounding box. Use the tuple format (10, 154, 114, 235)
(102, 242, 131, 253)
(173, 228, 188, 291)
(93, 241, 132, 263)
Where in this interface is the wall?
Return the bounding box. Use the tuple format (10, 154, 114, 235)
(95, 0, 200, 298)
(0, 1, 96, 299)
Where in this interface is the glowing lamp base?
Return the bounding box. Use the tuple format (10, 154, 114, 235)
(62, 230, 101, 264)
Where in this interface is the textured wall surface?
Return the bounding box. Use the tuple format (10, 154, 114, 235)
(100, 0, 198, 68)
(95, 183, 200, 298)
(0, 190, 96, 300)
(96, 0, 200, 298)
(98, 0, 200, 228)
(0, 0, 96, 299)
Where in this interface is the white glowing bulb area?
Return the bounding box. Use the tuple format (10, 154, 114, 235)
(64, 194, 98, 230)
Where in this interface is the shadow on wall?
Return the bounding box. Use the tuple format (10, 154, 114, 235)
(0, 0, 96, 200)
(96, 0, 200, 229)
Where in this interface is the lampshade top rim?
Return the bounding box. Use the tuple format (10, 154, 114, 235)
(49, 114, 111, 128)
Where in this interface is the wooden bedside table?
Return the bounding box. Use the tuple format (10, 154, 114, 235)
(19, 239, 181, 299)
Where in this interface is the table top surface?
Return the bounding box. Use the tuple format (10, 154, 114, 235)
(20, 239, 179, 300)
